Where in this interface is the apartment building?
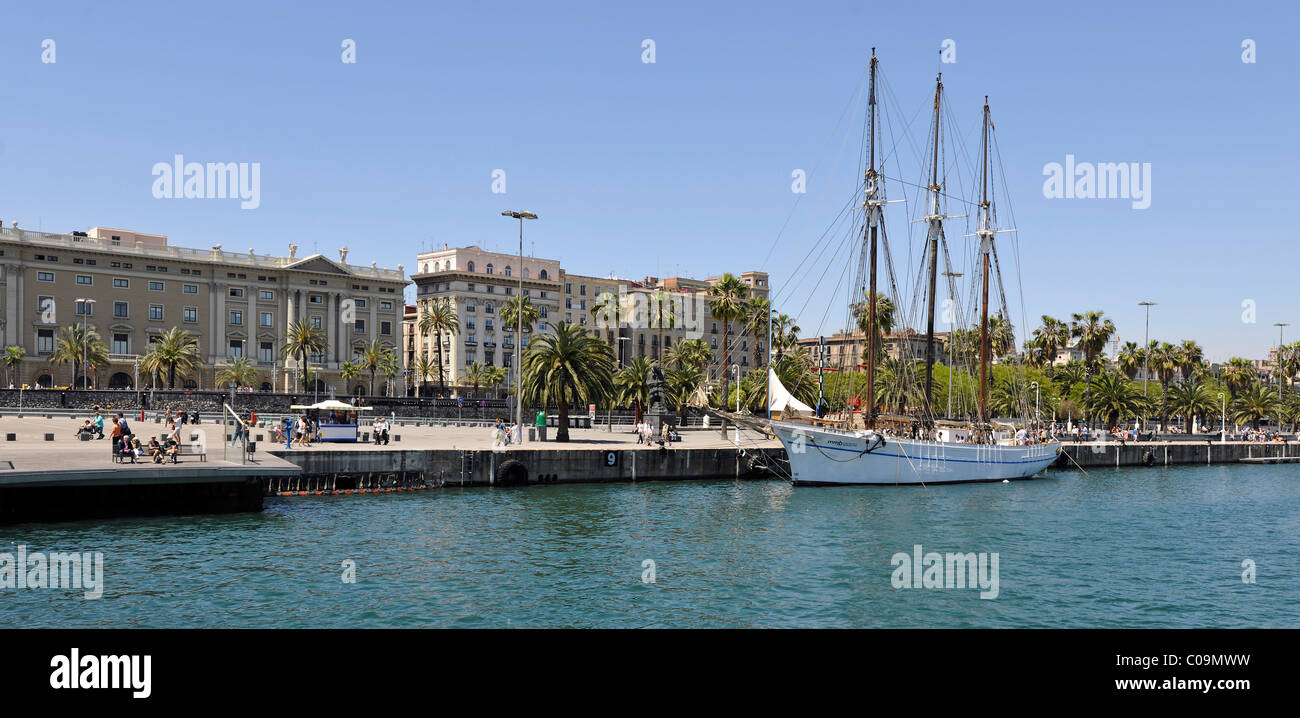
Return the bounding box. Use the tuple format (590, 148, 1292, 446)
(407, 243, 770, 389)
(0, 223, 407, 390)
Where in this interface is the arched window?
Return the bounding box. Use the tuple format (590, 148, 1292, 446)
(504, 266, 512, 277)
(485, 301, 494, 314)
(523, 268, 530, 279)
(486, 263, 494, 275)
(539, 269, 549, 280)
(467, 261, 475, 272)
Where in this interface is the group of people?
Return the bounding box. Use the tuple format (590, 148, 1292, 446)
(634, 419, 678, 445)
(372, 416, 392, 445)
(277, 415, 317, 449)
(107, 411, 183, 464)
(491, 417, 521, 447)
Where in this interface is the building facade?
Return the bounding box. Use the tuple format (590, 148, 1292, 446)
(0, 224, 407, 391)
(406, 244, 769, 392)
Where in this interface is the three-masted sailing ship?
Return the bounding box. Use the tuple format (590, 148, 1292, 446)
(770, 50, 1060, 485)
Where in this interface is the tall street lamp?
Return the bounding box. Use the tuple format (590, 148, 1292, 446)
(77, 298, 97, 389)
(1138, 300, 1156, 430)
(1274, 322, 1290, 402)
(1218, 392, 1225, 443)
(502, 210, 537, 441)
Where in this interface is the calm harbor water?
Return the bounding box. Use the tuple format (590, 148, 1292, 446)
(3, 464, 1299, 628)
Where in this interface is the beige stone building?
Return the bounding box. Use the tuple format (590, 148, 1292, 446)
(0, 223, 407, 391)
(406, 243, 769, 390)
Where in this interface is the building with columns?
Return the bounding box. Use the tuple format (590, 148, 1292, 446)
(407, 242, 769, 392)
(0, 223, 407, 391)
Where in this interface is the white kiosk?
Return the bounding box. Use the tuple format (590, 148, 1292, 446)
(290, 400, 372, 443)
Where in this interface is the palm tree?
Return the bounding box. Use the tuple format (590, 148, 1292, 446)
(282, 320, 327, 391)
(1233, 382, 1280, 430)
(380, 352, 401, 396)
(48, 325, 109, 388)
(615, 356, 654, 424)
(852, 291, 895, 364)
(412, 353, 437, 396)
(141, 327, 202, 390)
(665, 337, 711, 372)
(485, 365, 508, 398)
(771, 313, 801, 361)
(1053, 360, 1086, 402)
(3, 345, 27, 387)
(648, 289, 677, 362)
(1163, 381, 1217, 434)
(1083, 370, 1146, 429)
(417, 299, 459, 393)
(463, 360, 492, 397)
(500, 294, 541, 336)
(214, 357, 258, 389)
(340, 360, 362, 394)
(1069, 310, 1116, 414)
(1178, 340, 1204, 383)
(1031, 316, 1070, 378)
(521, 322, 616, 441)
(1220, 357, 1256, 398)
(743, 295, 771, 369)
(590, 291, 622, 351)
(665, 363, 706, 422)
(987, 314, 1016, 359)
(358, 339, 393, 395)
(1117, 341, 1142, 380)
(707, 273, 749, 402)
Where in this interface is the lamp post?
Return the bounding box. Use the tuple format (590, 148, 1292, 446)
(77, 298, 97, 389)
(733, 363, 741, 445)
(1218, 392, 1225, 444)
(134, 358, 140, 407)
(1030, 380, 1040, 424)
(618, 336, 632, 368)
(501, 210, 538, 442)
(1274, 322, 1290, 403)
(1138, 300, 1156, 430)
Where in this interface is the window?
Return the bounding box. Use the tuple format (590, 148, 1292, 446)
(229, 287, 244, 298)
(76, 275, 92, 285)
(149, 281, 164, 291)
(485, 319, 494, 331)
(183, 284, 198, 294)
(311, 316, 322, 329)
(112, 333, 129, 355)
(539, 270, 549, 280)
(466, 301, 476, 313)
(183, 307, 198, 323)
(230, 310, 243, 326)
(259, 290, 274, 301)
(486, 264, 494, 275)
(380, 301, 393, 310)
(113, 278, 129, 288)
(381, 321, 392, 335)
(523, 268, 530, 279)
(484, 301, 494, 314)
(465, 319, 476, 331)
(228, 340, 244, 360)
(37, 329, 54, 355)
(505, 266, 513, 277)
(579, 299, 586, 311)
(565, 283, 571, 293)
(539, 307, 548, 318)
(114, 301, 129, 318)
(149, 305, 164, 321)
(355, 298, 366, 308)
(310, 294, 323, 304)
(354, 319, 366, 334)
(37, 271, 54, 282)
(580, 285, 587, 296)
(260, 312, 273, 327)
(467, 261, 475, 272)
(259, 342, 274, 362)
(75, 299, 92, 316)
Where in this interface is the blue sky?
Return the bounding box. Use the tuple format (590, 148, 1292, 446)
(1, 0, 1295, 361)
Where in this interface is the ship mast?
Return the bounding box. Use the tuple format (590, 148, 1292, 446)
(978, 97, 992, 426)
(863, 49, 881, 429)
(922, 73, 944, 422)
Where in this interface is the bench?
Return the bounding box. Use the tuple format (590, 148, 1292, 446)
(177, 444, 207, 462)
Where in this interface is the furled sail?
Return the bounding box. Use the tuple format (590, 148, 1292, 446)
(769, 368, 813, 418)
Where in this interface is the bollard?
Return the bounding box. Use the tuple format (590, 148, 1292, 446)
(44, 433, 54, 441)
(395, 435, 401, 442)
(5, 434, 14, 441)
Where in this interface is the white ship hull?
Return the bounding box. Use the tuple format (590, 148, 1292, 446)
(772, 421, 1060, 485)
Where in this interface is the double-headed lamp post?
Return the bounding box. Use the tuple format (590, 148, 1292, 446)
(501, 210, 538, 440)
(77, 298, 97, 389)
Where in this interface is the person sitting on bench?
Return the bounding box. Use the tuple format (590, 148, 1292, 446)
(148, 437, 164, 464)
(77, 420, 94, 440)
(118, 436, 137, 463)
